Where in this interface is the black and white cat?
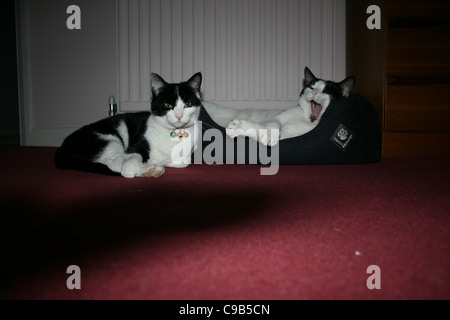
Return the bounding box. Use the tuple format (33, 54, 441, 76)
(55, 72, 202, 178)
(203, 67, 355, 146)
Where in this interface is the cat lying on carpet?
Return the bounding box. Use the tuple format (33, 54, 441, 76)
(55, 72, 202, 178)
(203, 67, 355, 147)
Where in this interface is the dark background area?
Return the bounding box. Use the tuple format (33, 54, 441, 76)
(0, 0, 20, 146)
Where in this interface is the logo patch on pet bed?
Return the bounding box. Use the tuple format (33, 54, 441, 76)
(330, 124, 354, 151)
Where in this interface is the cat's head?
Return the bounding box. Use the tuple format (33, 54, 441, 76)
(300, 67, 355, 122)
(150, 72, 202, 129)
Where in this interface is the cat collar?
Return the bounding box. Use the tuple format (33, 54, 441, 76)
(170, 128, 189, 140)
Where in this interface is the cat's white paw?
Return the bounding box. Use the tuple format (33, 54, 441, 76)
(259, 129, 280, 147)
(226, 119, 243, 138)
(259, 135, 279, 147)
(121, 157, 143, 178)
(143, 165, 165, 178)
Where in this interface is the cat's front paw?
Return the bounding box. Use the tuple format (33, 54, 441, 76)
(259, 129, 280, 147)
(226, 119, 243, 138)
(121, 157, 143, 178)
(143, 165, 165, 178)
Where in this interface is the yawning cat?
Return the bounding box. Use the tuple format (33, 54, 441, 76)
(203, 67, 355, 146)
(55, 72, 202, 178)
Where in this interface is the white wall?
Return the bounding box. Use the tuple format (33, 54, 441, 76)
(17, 0, 346, 146)
(17, 0, 117, 146)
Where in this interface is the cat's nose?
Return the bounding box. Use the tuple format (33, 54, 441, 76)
(176, 115, 183, 122)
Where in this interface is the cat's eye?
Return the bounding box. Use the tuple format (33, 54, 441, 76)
(184, 102, 192, 108)
(164, 103, 173, 109)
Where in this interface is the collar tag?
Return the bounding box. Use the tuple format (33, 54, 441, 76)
(170, 128, 189, 140)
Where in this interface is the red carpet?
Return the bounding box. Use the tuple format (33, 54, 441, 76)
(0, 146, 449, 300)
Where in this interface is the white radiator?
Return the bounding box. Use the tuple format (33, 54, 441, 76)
(118, 0, 346, 111)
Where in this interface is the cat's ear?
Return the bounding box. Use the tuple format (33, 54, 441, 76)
(151, 73, 168, 96)
(304, 67, 317, 86)
(186, 72, 202, 94)
(338, 76, 355, 97)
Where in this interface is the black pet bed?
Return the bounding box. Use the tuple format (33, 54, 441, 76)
(192, 94, 382, 165)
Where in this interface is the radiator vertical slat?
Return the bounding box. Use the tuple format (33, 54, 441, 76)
(149, 0, 160, 75)
(139, 0, 150, 102)
(128, 0, 140, 102)
(118, 0, 129, 103)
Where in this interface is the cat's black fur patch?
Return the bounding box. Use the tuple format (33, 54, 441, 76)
(55, 112, 151, 175)
(301, 67, 355, 104)
(151, 79, 202, 116)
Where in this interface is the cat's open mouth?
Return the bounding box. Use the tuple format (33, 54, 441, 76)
(310, 101, 323, 122)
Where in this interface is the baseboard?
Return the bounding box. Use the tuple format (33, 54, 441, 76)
(24, 127, 78, 147)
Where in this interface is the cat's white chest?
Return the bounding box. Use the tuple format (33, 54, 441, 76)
(145, 120, 196, 167)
